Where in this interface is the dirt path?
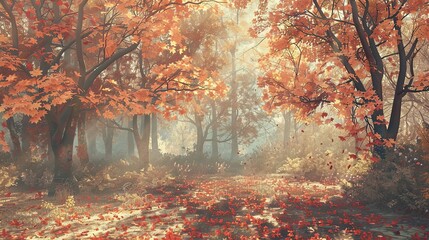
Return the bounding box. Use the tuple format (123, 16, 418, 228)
(0, 175, 428, 239)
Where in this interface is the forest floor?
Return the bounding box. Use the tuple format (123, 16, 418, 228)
(0, 174, 428, 240)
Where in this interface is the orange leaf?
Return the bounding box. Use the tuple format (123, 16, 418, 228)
(30, 69, 43, 77)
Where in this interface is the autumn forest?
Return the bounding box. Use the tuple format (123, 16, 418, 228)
(1, 0, 429, 239)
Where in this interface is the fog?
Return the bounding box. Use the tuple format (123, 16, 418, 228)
(1, 0, 428, 238)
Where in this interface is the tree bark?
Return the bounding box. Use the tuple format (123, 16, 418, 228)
(77, 112, 89, 166)
(230, 9, 239, 160)
(230, 44, 238, 159)
(282, 111, 291, 150)
(87, 117, 97, 160)
(141, 114, 150, 166)
(151, 113, 159, 155)
(21, 116, 31, 161)
(127, 117, 135, 157)
(211, 100, 219, 160)
(293, 116, 298, 141)
(6, 117, 22, 161)
(102, 121, 114, 161)
(195, 112, 205, 160)
(47, 108, 79, 196)
(133, 115, 150, 170)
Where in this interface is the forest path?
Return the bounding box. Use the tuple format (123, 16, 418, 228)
(0, 174, 428, 239)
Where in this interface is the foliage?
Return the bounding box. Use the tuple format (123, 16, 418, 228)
(158, 151, 231, 176)
(41, 195, 76, 219)
(78, 158, 174, 194)
(277, 151, 371, 182)
(0, 164, 18, 190)
(241, 143, 286, 175)
(20, 167, 53, 189)
(418, 125, 429, 200)
(253, 0, 429, 147)
(344, 145, 429, 213)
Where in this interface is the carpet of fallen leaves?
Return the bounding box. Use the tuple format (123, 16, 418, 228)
(0, 174, 428, 239)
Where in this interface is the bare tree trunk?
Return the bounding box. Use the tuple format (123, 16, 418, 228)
(133, 115, 150, 170)
(211, 101, 219, 160)
(151, 113, 159, 155)
(48, 108, 79, 196)
(282, 111, 291, 150)
(6, 117, 22, 161)
(102, 121, 114, 161)
(140, 115, 145, 136)
(77, 112, 89, 166)
(127, 117, 134, 157)
(230, 45, 238, 159)
(141, 114, 150, 165)
(21, 116, 31, 161)
(87, 118, 97, 160)
(293, 117, 298, 141)
(47, 140, 54, 165)
(230, 9, 239, 160)
(195, 112, 205, 160)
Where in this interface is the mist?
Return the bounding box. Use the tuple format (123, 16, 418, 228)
(0, 0, 428, 239)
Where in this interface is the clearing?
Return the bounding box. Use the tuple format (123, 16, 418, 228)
(0, 174, 428, 239)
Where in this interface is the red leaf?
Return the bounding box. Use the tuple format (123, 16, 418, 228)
(1, 229, 11, 238)
(370, 156, 380, 162)
(55, 218, 62, 226)
(39, 217, 49, 225)
(338, 136, 347, 141)
(9, 219, 24, 227)
(34, 191, 44, 199)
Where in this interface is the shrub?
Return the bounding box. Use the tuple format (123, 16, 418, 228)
(79, 159, 175, 194)
(240, 143, 287, 175)
(156, 151, 231, 176)
(344, 142, 429, 214)
(277, 150, 370, 182)
(0, 164, 18, 191)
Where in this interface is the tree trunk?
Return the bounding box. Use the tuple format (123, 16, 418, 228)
(230, 45, 238, 159)
(77, 112, 89, 166)
(47, 141, 54, 166)
(195, 112, 205, 160)
(48, 108, 79, 196)
(151, 113, 159, 155)
(293, 116, 298, 141)
(6, 117, 22, 161)
(49, 141, 78, 196)
(127, 117, 134, 157)
(211, 100, 219, 160)
(87, 118, 97, 160)
(21, 115, 31, 161)
(140, 115, 145, 136)
(133, 115, 150, 170)
(230, 9, 239, 160)
(102, 121, 114, 161)
(282, 111, 291, 150)
(141, 114, 150, 166)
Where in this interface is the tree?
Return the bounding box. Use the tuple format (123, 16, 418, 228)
(0, 0, 219, 195)
(254, 0, 429, 158)
(90, 7, 227, 169)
